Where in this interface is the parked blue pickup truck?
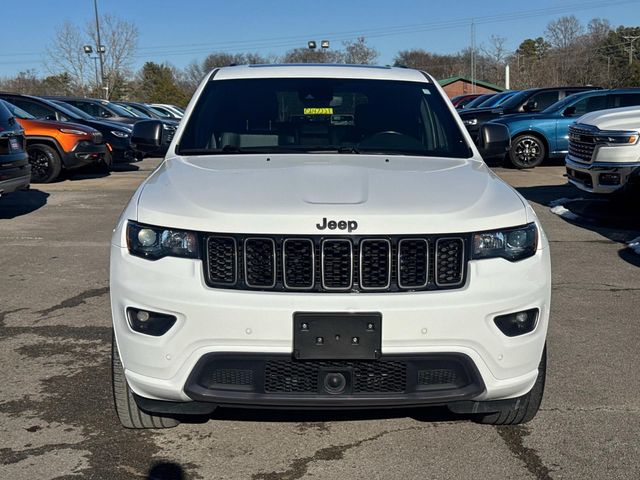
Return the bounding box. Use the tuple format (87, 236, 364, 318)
(488, 88, 640, 168)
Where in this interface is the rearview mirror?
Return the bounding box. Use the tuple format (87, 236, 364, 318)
(478, 123, 510, 158)
(132, 120, 163, 153)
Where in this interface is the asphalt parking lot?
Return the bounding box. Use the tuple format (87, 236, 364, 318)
(1, 158, 639, 480)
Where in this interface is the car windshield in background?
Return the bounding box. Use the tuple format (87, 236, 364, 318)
(178, 78, 471, 158)
(47, 99, 92, 120)
(108, 102, 138, 117)
(119, 104, 150, 118)
(463, 94, 494, 109)
(2, 100, 35, 119)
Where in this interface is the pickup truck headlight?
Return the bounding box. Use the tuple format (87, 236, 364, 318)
(463, 118, 478, 126)
(126, 221, 198, 260)
(111, 130, 130, 138)
(594, 134, 638, 144)
(472, 223, 538, 261)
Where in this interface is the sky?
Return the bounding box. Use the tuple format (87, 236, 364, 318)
(0, 0, 639, 77)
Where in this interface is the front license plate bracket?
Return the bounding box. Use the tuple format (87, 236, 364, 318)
(293, 312, 382, 360)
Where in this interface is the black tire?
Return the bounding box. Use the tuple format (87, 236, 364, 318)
(28, 144, 62, 183)
(111, 335, 179, 429)
(99, 150, 113, 173)
(474, 346, 547, 425)
(509, 134, 546, 169)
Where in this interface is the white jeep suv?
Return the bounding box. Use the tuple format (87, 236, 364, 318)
(111, 64, 551, 428)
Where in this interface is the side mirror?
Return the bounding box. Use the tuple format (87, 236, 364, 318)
(131, 120, 163, 153)
(478, 123, 510, 158)
(563, 106, 577, 116)
(523, 100, 538, 112)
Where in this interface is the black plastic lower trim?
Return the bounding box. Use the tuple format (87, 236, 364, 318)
(184, 353, 485, 408)
(133, 393, 217, 415)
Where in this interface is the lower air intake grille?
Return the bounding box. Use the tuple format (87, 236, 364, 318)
(264, 359, 407, 394)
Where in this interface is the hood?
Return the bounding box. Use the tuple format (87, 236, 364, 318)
(16, 118, 98, 134)
(578, 106, 640, 132)
(492, 112, 557, 124)
(459, 107, 503, 118)
(135, 155, 528, 235)
(86, 119, 132, 131)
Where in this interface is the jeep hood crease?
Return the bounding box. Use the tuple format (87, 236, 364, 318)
(134, 154, 528, 234)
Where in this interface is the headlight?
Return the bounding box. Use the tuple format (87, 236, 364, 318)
(462, 118, 478, 126)
(472, 223, 538, 262)
(111, 130, 130, 138)
(594, 134, 638, 144)
(162, 123, 176, 131)
(127, 222, 198, 260)
(59, 128, 89, 135)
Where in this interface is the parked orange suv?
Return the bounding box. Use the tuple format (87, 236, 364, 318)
(1, 100, 106, 183)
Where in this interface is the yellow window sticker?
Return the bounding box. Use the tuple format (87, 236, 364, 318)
(303, 107, 333, 115)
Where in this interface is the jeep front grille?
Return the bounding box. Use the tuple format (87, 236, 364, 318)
(203, 234, 468, 293)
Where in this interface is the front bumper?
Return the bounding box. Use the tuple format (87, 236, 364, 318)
(566, 157, 640, 194)
(111, 237, 551, 407)
(62, 142, 107, 169)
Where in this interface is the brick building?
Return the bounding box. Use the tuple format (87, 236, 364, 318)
(438, 76, 504, 98)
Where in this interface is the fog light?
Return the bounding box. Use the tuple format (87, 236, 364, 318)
(127, 307, 177, 336)
(599, 173, 620, 186)
(494, 308, 539, 337)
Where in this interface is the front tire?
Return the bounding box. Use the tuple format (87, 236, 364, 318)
(474, 346, 547, 425)
(28, 144, 62, 183)
(112, 335, 179, 429)
(509, 134, 546, 169)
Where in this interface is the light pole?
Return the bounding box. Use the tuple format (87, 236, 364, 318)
(83, 45, 100, 90)
(93, 0, 106, 98)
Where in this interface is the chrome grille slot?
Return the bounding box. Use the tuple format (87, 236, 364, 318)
(206, 236, 237, 285)
(398, 239, 429, 288)
(359, 239, 391, 290)
(283, 239, 315, 289)
(435, 238, 464, 286)
(244, 238, 276, 288)
(321, 239, 353, 290)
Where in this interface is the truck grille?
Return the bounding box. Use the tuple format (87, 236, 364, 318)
(203, 234, 468, 293)
(568, 125, 597, 163)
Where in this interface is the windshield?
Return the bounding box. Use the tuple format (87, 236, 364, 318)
(464, 94, 494, 109)
(481, 91, 515, 108)
(147, 105, 172, 118)
(541, 91, 592, 113)
(499, 90, 536, 110)
(108, 102, 138, 118)
(118, 104, 150, 118)
(178, 78, 471, 158)
(47, 100, 91, 120)
(2, 100, 35, 119)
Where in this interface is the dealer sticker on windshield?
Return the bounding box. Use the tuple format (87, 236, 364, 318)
(304, 107, 333, 115)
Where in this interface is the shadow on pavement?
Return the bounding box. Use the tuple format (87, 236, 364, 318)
(0, 189, 49, 219)
(518, 185, 640, 267)
(147, 462, 185, 480)
(200, 405, 468, 425)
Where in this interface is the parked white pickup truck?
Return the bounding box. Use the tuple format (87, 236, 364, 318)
(566, 106, 640, 194)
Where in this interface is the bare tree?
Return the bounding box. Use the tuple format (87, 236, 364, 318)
(45, 15, 138, 99)
(45, 21, 92, 95)
(87, 14, 138, 98)
(282, 48, 344, 64)
(343, 37, 378, 64)
(545, 15, 583, 49)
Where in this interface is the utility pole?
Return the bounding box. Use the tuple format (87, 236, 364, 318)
(470, 20, 476, 93)
(93, 0, 106, 98)
(623, 35, 640, 66)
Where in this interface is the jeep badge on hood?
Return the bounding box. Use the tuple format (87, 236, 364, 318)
(316, 217, 358, 232)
